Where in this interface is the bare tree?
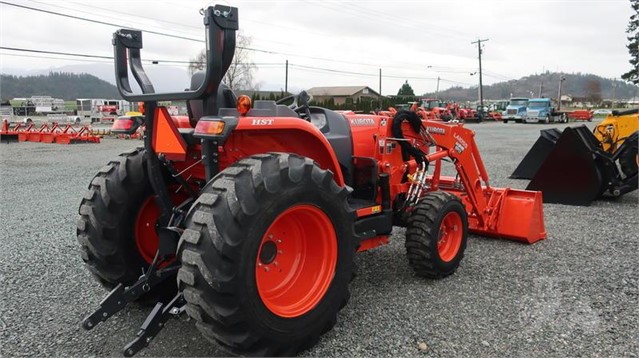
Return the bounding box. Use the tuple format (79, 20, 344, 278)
(584, 79, 602, 105)
(188, 32, 258, 91)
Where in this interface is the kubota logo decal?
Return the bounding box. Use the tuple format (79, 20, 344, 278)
(350, 118, 375, 126)
(251, 119, 274, 125)
(425, 126, 445, 135)
(453, 133, 468, 154)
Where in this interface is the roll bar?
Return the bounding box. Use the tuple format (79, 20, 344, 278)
(112, 5, 238, 103)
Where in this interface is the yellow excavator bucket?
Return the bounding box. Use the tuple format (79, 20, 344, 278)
(512, 108, 638, 206)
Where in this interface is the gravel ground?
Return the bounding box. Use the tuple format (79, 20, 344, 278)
(0, 119, 637, 357)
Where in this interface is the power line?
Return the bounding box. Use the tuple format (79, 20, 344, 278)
(0, 46, 465, 84)
(313, 1, 470, 43)
(0, 1, 476, 89)
(0, 46, 281, 66)
(0, 52, 114, 64)
(0, 1, 374, 66)
(60, 0, 203, 32)
(0, 0, 477, 72)
(289, 63, 472, 85)
(59, 0, 296, 49)
(0, 1, 203, 42)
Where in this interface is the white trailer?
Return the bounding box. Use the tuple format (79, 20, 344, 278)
(76, 99, 131, 123)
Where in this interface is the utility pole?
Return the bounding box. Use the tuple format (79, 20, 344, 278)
(557, 76, 566, 111)
(539, 67, 545, 97)
(285, 60, 288, 94)
(436, 76, 440, 95)
(379, 68, 382, 109)
(471, 38, 489, 116)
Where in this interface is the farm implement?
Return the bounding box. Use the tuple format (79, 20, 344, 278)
(77, 5, 546, 356)
(511, 108, 638, 205)
(0, 120, 100, 144)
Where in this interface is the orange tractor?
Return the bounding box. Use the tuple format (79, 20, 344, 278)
(77, 5, 546, 356)
(419, 98, 454, 121)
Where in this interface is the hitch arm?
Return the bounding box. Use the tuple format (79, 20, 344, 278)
(81, 265, 179, 330)
(122, 293, 186, 357)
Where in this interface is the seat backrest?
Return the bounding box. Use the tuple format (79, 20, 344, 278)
(187, 71, 237, 126)
(309, 106, 354, 185)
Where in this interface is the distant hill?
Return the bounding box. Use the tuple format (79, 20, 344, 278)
(2, 63, 192, 95)
(427, 72, 639, 102)
(0, 72, 121, 100)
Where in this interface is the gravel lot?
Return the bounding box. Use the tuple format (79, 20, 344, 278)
(1, 120, 637, 357)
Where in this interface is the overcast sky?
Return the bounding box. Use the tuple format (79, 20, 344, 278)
(0, 0, 636, 95)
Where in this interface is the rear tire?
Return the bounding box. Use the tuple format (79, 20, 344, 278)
(77, 148, 177, 301)
(177, 153, 354, 355)
(405, 191, 468, 279)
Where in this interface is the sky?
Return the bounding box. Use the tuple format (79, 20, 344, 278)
(0, 0, 636, 96)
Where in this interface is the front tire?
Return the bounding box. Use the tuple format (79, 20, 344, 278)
(405, 191, 468, 279)
(177, 153, 354, 355)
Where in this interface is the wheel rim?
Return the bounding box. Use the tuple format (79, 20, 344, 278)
(256, 204, 338, 318)
(437, 212, 463, 262)
(135, 197, 160, 264)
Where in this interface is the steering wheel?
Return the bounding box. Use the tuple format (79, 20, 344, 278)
(276, 91, 312, 121)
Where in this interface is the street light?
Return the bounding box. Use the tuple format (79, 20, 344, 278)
(557, 76, 566, 111)
(469, 72, 479, 109)
(426, 66, 440, 95)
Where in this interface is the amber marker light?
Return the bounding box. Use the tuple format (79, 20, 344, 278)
(237, 95, 252, 116)
(194, 120, 225, 135)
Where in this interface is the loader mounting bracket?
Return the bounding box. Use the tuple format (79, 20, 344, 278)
(81, 265, 180, 331)
(122, 293, 186, 357)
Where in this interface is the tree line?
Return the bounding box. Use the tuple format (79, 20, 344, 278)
(1, 72, 121, 100)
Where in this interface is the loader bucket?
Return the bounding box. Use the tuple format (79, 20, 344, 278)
(526, 126, 605, 206)
(470, 188, 546, 244)
(510, 128, 562, 179)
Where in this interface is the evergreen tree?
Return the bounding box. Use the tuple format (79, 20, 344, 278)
(621, 0, 638, 84)
(397, 80, 415, 96)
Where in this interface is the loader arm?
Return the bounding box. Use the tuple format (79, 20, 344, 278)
(401, 120, 546, 243)
(406, 122, 491, 225)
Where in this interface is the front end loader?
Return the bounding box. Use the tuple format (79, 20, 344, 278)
(510, 109, 638, 205)
(76, 5, 547, 356)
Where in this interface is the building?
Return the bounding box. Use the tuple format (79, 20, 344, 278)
(307, 86, 382, 105)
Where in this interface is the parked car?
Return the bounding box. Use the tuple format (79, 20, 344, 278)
(593, 109, 613, 116)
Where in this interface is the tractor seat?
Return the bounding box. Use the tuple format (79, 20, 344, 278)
(186, 71, 238, 126)
(309, 107, 354, 185)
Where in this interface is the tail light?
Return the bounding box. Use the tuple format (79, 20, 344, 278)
(194, 120, 225, 135)
(112, 116, 142, 134)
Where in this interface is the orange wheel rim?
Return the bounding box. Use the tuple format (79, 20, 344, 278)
(256, 205, 337, 318)
(437, 212, 463, 262)
(135, 197, 160, 264)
